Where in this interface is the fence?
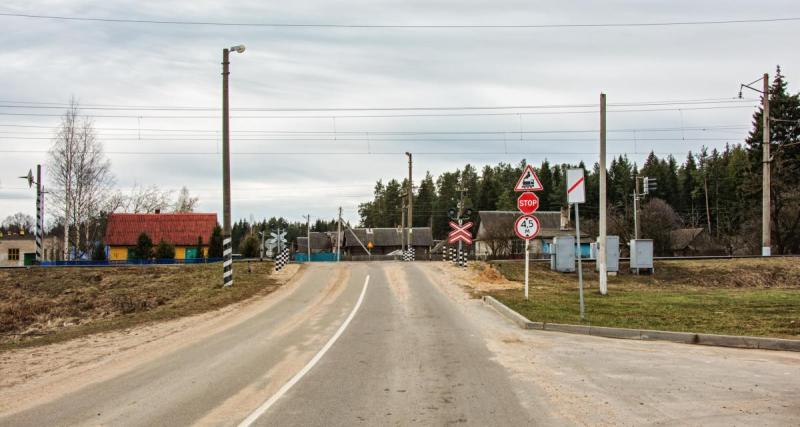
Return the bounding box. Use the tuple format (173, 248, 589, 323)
(294, 252, 338, 262)
(39, 258, 225, 267)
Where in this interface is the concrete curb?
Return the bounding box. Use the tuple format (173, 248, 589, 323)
(482, 296, 800, 352)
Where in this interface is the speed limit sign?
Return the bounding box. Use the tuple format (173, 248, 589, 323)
(514, 215, 541, 240)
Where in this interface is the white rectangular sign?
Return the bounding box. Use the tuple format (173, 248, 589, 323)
(566, 168, 585, 204)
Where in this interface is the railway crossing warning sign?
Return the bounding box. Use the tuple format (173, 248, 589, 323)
(448, 221, 473, 245)
(514, 164, 544, 192)
(567, 168, 586, 204)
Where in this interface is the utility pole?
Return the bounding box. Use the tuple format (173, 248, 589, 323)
(633, 176, 640, 240)
(762, 73, 771, 256)
(400, 198, 406, 253)
(739, 73, 771, 256)
(337, 207, 342, 262)
(303, 214, 311, 262)
(598, 93, 608, 295)
(221, 44, 245, 287)
(36, 165, 43, 264)
(406, 152, 413, 250)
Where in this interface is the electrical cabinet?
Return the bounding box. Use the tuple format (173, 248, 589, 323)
(592, 235, 620, 272)
(630, 239, 654, 274)
(550, 236, 576, 273)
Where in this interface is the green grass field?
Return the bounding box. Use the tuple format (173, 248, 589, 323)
(0, 262, 280, 350)
(488, 258, 800, 338)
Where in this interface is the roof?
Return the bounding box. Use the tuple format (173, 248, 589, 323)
(670, 228, 705, 250)
(476, 210, 586, 240)
(344, 227, 433, 247)
(104, 213, 218, 246)
(296, 232, 335, 252)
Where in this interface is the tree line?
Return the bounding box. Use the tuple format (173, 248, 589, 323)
(358, 67, 799, 255)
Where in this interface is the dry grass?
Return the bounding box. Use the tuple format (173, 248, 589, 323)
(486, 258, 800, 339)
(0, 262, 279, 350)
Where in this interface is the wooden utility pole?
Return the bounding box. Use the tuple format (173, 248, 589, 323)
(337, 206, 342, 262)
(762, 73, 771, 256)
(406, 152, 413, 248)
(598, 93, 608, 295)
(703, 174, 712, 234)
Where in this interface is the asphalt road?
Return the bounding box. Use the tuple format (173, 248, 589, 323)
(2, 262, 798, 426)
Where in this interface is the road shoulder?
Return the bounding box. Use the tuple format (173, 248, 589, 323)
(0, 264, 303, 415)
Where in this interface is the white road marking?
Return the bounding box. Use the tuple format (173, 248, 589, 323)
(237, 274, 371, 427)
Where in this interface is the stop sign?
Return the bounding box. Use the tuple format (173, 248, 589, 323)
(517, 192, 539, 215)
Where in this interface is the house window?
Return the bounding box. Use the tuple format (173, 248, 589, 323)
(8, 248, 20, 261)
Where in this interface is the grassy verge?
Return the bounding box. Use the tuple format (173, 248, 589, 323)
(0, 262, 280, 351)
(487, 258, 800, 339)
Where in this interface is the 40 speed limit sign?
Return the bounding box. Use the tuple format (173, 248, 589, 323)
(514, 215, 541, 240)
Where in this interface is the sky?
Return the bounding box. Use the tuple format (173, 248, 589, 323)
(0, 0, 798, 226)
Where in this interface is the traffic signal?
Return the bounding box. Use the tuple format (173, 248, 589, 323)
(643, 177, 657, 194)
(447, 207, 457, 219)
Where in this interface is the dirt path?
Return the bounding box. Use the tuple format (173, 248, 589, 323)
(0, 264, 301, 414)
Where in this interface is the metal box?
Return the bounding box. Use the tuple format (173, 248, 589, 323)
(592, 236, 619, 272)
(630, 239, 654, 273)
(550, 236, 576, 272)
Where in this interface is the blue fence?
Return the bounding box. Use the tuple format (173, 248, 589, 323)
(294, 252, 338, 262)
(40, 258, 224, 267)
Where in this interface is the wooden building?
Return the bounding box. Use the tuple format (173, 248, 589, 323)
(342, 227, 433, 257)
(104, 212, 218, 261)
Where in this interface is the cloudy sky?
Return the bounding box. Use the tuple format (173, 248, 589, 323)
(1, 1, 798, 225)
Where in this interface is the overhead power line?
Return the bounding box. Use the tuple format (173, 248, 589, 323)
(0, 105, 757, 119)
(1, 12, 798, 29)
(0, 97, 756, 111)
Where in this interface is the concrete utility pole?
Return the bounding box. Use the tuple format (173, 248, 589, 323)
(221, 44, 245, 287)
(406, 152, 413, 248)
(303, 214, 311, 262)
(337, 207, 343, 262)
(762, 73, 771, 256)
(36, 165, 43, 264)
(598, 93, 608, 295)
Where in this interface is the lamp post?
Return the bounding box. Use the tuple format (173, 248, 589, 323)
(222, 44, 245, 287)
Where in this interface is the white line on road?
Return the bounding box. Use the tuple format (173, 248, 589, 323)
(237, 274, 371, 427)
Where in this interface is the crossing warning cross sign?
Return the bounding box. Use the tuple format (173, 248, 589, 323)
(514, 164, 544, 192)
(448, 221, 474, 245)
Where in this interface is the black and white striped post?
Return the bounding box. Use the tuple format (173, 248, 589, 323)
(220, 44, 245, 288)
(223, 237, 233, 286)
(35, 165, 44, 264)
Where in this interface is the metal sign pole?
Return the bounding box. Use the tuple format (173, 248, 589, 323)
(575, 203, 585, 319)
(524, 239, 530, 300)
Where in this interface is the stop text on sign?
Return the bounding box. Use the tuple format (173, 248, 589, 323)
(517, 192, 539, 215)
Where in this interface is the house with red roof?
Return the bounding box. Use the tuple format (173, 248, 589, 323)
(104, 212, 218, 261)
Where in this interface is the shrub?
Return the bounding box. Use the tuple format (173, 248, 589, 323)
(154, 239, 176, 260)
(133, 233, 153, 260)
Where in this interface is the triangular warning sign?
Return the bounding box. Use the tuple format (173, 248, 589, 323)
(514, 164, 544, 192)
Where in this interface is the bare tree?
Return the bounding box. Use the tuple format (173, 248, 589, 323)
(107, 184, 173, 214)
(1, 212, 35, 234)
(173, 186, 199, 212)
(640, 198, 682, 256)
(48, 99, 113, 259)
(480, 220, 513, 259)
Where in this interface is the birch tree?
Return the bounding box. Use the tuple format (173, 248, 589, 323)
(48, 99, 113, 259)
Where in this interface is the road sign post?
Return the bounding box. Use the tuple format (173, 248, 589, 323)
(567, 168, 586, 320)
(448, 220, 473, 268)
(514, 165, 544, 300)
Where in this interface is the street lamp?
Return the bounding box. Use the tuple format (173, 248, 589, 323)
(222, 44, 245, 287)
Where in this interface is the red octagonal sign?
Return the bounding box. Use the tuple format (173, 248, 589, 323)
(517, 192, 539, 215)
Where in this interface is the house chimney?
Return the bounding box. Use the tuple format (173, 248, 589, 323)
(155, 209, 161, 214)
(560, 206, 570, 230)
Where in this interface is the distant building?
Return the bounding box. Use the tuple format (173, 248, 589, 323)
(670, 227, 726, 256)
(0, 234, 35, 267)
(342, 227, 434, 257)
(104, 212, 218, 261)
(296, 231, 342, 254)
(474, 208, 590, 259)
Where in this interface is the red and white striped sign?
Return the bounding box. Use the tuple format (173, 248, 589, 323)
(448, 221, 473, 245)
(566, 168, 585, 204)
